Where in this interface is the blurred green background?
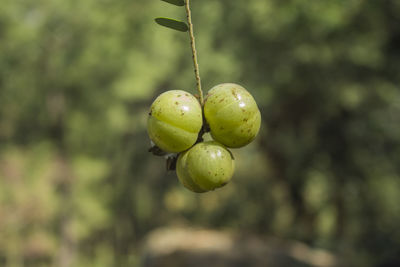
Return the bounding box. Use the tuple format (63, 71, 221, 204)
(1, 0, 400, 266)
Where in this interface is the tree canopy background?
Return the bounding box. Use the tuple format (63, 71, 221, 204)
(0, 0, 399, 266)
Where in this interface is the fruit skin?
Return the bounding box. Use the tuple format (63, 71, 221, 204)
(147, 90, 202, 153)
(176, 141, 235, 192)
(204, 83, 261, 148)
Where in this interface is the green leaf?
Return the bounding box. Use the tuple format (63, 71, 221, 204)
(160, 0, 185, 6)
(155, 18, 188, 32)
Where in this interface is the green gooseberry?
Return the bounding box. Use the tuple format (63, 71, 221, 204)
(147, 90, 202, 153)
(176, 141, 235, 193)
(204, 83, 261, 148)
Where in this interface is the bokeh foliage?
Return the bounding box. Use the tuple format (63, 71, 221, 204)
(0, 0, 399, 266)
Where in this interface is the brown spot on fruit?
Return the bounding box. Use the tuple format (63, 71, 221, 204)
(231, 89, 239, 100)
(175, 102, 179, 105)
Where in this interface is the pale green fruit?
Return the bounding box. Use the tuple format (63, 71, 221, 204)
(204, 83, 261, 148)
(176, 141, 235, 192)
(147, 90, 202, 153)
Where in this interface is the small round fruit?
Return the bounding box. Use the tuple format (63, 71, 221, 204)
(147, 90, 202, 153)
(204, 83, 261, 148)
(176, 141, 235, 192)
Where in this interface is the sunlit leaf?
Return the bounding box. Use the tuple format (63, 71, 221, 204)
(155, 18, 188, 32)
(161, 0, 185, 6)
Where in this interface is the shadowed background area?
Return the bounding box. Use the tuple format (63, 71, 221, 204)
(0, 0, 400, 266)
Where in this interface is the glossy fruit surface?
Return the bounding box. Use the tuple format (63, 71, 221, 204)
(147, 90, 202, 153)
(204, 83, 261, 148)
(176, 141, 235, 192)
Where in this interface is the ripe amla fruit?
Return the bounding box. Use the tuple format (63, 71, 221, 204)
(176, 141, 235, 193)
(204, 83, 261, 148)
(147, 90, 203, 153)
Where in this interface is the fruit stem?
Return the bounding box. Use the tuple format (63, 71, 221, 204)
(184, 0, 203, 105)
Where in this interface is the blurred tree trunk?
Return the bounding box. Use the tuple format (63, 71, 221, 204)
(47, 92, 77, 267)
(54, 156, 76, 267)
(261, 113, 317, 243)
(332, 174, 345, 241)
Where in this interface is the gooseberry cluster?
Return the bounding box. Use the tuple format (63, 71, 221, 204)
(147, 83, 261, 193)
